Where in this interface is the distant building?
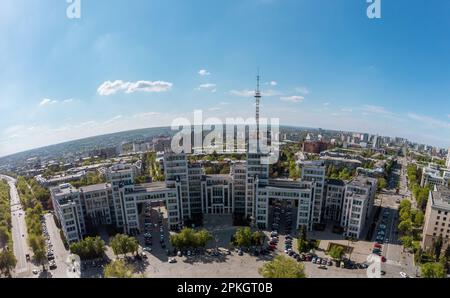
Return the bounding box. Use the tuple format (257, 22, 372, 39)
(302, 140, 330, 154)
(421, 165, 449, 188)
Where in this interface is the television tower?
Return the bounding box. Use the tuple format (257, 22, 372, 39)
(255, 70, 261, 152)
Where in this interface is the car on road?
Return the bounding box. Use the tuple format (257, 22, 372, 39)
(400, 272, 408, 278)
(32, 269, 39, 275)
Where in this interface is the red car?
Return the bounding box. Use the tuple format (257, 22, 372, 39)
(381, 256, 386, 263)
(373, 243, 382, 249)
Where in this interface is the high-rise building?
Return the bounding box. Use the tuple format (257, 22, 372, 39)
(446, 148, 450, 168)
(300, 160, 326, 224)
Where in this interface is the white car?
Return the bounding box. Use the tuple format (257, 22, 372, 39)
(32, 269, 39, 275)
(400, 272, 408, 278)
(168, 257, 177, 263)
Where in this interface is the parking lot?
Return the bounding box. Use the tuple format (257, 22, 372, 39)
(29, 213, 69, 278)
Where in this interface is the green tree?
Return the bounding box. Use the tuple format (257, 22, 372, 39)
(104, 259, 137, 278)
(70, 236, 106, 260)
(297, 225, 309, 253)
(33, 248, 48, 271)
(398, 220, 413, 235)
(195, 230, 213, 248)
(234, 227, 253, 248)
(259, 255, 306, 278)
(433, 235, 443, 261)
(252, 231, 266, 248)
(328, 245, 345, 260)
(0, 250, 17, 277)
(0, 226, 10, 248)
(411, 210, 424, 228)
(110, 234, 138, 257)
(400, 236, 413, 249)
(421, 262, 446, 278)
(377, 178, 387, 191)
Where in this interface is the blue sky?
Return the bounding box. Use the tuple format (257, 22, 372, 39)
(0, 0, 449, 157)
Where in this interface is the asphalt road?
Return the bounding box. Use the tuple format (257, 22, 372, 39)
(373, 159, 418, 278)
(43, 213, 71, 277)
(0, 175, 32, 277)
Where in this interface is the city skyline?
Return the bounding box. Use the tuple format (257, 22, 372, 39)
(1, 0, 450, 157)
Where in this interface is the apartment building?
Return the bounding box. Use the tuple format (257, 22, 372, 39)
(255, 179, 314, 230)
(341, 175, 378, 239)
(231, 162, 247, 215)
(201, 175, 233, 214)
(422, 185, 450, 251)
(421, 165, 450, 188)
(50, 184, 86, 242)
(300, 160, 326, 224)
(163, 152, 191, 221)
(323, 179, 346, 222)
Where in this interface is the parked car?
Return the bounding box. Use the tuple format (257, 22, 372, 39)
(49, 261, 57, 270)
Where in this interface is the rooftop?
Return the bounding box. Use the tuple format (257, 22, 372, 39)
(79, 183, 110, 193)
(348, 175, 377, 188)
(50, 183, 78, 196)
(326, 178, 346, 187)
(431, 185, 450, 211)
(134, 181, 170, 193)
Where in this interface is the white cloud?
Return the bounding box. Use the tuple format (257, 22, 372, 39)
(198, 69, 211, 76)
(219, 102, 229, 105)
(323, 102, 330, 106)
(104, 115, 123, 125)
(97, 80, 173, 96)
(39, 98, 58, 106)
(360, 105, 393, 115)
(229, 89, 254, 97)
(407, 113, 450, 129)
(295, 86, 310, 95)
(269, 81, 277, 86)
(280, 95, 304, 103)
(196, 83, 217, 93)
(209, 107, 221, 111)
(132, 112, 161, 119)
(229, 89, 281, 97)
(341, 108, 353, 112)
(63, 98, 74, 103)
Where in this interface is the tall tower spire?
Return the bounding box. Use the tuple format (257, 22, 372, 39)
(255, 69, 261, 152)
